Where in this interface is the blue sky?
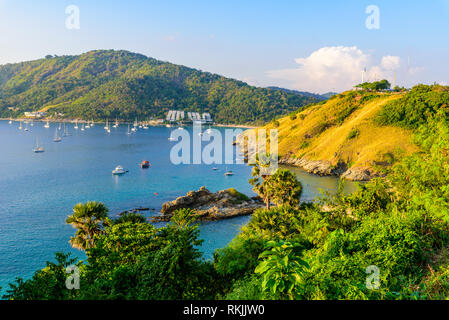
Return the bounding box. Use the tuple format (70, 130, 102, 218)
(0, 0, 448, 93)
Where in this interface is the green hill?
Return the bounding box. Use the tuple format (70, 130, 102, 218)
(247, 85, 449, 180)
(0, 50, 319, 124)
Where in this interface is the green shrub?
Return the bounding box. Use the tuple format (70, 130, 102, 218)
(347, 128, 360, 140)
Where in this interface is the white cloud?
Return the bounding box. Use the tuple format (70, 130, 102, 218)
(266, 46, 401, 93)
(381, 56, 400, 70)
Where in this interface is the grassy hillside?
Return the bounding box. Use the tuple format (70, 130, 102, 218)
(253, 90, 423, 177)
(0, 50, 320, 124)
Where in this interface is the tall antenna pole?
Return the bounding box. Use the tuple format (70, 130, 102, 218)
(393, 71, 396, 88)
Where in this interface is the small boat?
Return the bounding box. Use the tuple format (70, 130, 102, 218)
(104, 119, 109, 130)
(85, 123, 90, 129)
(18, 121, 23, 130)
(112, 165, 127, 175)
(8, 118, 12, 124)
(140, 160, 151, 169)
(33, 137, 45, 153)
(224, 167, 234, 176)
(212, 167, 218, 171)
(24, 122, 29, 131)
(44, 121, 50, 128)
(168, 137, 177, 141)
(53, 128, 62, 142)
(74, 120, 78, 130)
(127, 124, 132, 135)
(178, 127, 183, 130)
(90, 121, 95, 127)
(166, 124, 172, 128)
(81, 123, 85, 131)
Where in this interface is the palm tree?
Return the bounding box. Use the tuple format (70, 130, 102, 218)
(113, 212, 147, 225)
(66, 202, 110, 250)
(249, 153, 277, 209)
(268, 169, 302, 207)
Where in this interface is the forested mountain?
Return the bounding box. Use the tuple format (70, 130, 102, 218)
(0, 50, 319, 124)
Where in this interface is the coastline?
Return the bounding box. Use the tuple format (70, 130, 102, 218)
(1, 118, 258, 129)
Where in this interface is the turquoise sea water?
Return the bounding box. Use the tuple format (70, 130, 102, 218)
(0, 120, 357, 293)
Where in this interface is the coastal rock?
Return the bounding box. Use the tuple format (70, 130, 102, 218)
(278, 156, 380, 181)
(153, 187, 264, 222)
(340, 167, 382, 181)
(279, 156, 347, 176)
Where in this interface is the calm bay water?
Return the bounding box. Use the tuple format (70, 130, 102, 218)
(0, 120, 358, 292)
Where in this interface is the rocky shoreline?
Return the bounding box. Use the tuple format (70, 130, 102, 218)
(279, 156, 381, 181)
(151, 187, 264, 222)
(234, 135, 379, 182)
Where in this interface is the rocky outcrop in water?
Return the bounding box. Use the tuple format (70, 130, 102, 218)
(151, 187, 264, 222)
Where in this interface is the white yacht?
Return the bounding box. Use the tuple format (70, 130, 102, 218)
(112, 165, 127, 175)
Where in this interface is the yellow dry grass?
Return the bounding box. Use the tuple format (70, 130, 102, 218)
(248, 91, 419, 169)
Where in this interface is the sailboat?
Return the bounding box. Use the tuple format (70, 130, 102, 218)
(74, 120, 79, 130)
(19, 121, 23, 130)
(90, 120, 95, 127)
(113, 119, 119, 128)
(81, 123, 85, 131)
(63, 123, 70, 137)
(44, 121, 50, 128)
(33, 137, 45, 153)
(127, 123, 132, 135)
(104, 119, 109, 130)
(24, 122, 29, 131)
(8, 118, 12, 125)
(58, 122, 62, 130)
(53, 128, 62, 142)
(131, 118, 138, 132)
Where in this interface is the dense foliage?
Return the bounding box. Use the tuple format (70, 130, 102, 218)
(0, 50, 320, 125)
(376, 84, 449, 128)
(355, 80, 391, 91)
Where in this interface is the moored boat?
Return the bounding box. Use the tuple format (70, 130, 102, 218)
(140, 160, 151, 169)
(112, 165, 128, 175)
(33, 137, 45, 153)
